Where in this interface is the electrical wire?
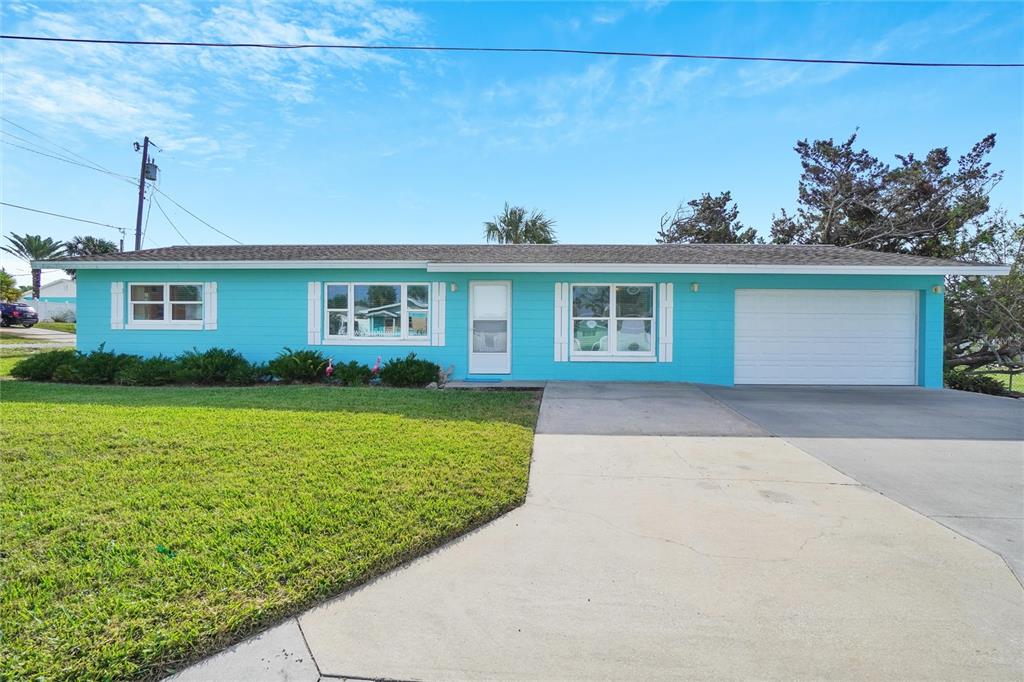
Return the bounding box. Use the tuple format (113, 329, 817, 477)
(1, 34, 1020, 67)
(0, 116, 124, 175)
(2, 137, 137, 185)
(0, 200, 130, 233)
(1, 119, 241, 245)
(141, 184, 155, 246)
(153, 188, 242, 244)
(151, 194, 191, 245)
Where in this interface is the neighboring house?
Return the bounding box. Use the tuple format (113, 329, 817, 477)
(39, 244, 1008, 387)
(20, 277, 76, 321)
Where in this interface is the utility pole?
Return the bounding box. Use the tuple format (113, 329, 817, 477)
(133, 137, 159, 250)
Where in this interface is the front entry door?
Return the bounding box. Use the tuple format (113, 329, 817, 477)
(469, 280, 511, 374)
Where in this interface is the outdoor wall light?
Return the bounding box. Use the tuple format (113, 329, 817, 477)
(931, 285, 943, 294)
(450, 282, 458, 293)
(690, 282, 700, 293)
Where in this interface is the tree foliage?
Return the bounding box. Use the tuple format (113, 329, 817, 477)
(944, 213, 1023, 373)
(1, 233, 66, 299)
(484, 203, 557, 244)
(0, 268, 21, 303)
(765, 131, 1019, 376)
(64, 235, 119, 278)
(769, 131, 1002, 259)
(657, 191, 760, 244)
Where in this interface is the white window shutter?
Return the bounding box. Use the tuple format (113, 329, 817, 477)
(431, 282, 447, 346)
(307, 282, 321, 345)
(110, 281, 124, 329)
(203, 282, 218, 330)
(659, 283, 674, 363)
(554, 282, 569, 362)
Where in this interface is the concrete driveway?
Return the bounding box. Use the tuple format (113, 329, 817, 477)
(705, 385, 1024, 580)
(0, 324, 76, 349)
(173, 383, 1024, 682)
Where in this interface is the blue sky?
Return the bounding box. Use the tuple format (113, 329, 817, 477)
(2, 1, 1022, 284)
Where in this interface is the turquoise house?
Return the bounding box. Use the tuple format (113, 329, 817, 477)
(41, 244, 1008, 387)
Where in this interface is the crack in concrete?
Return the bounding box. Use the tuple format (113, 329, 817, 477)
(295, 617, 323, 679)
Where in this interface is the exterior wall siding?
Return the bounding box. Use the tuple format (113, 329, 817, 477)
(76, 269, 946, 387)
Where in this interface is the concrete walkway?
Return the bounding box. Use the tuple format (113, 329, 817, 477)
(170, 383, 1024, 681)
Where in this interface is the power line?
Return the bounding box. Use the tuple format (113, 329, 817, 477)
(1, 34, 1020, 68)
(151, 195, 191, 245)
(153, 188, 242, 244)
(141, 185, 155, 246)
(1, 116, 123, 175)
(1, 137, 137, 185)
(0, 200, 130, 234)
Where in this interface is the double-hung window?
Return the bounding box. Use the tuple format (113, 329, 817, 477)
(128, 283, 203, 328)
(571, 284, 655, 358)
(324, 283, 430, 343)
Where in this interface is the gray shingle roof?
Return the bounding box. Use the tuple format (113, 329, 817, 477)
(46, 243, 995, 268)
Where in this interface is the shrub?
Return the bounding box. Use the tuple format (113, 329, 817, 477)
(268, 347, 329, 383)
(379, 352, 440, 388)
(944, 368, 1007, 396)
(51, 309, 76, 323)
(225, 361, 266, 386)
(175, 347, 252, 385)
(333, 360, 373, 387)
(117, 355, 179, 386)
(10, 349, 78, 381)
(52, 346, 139, 384)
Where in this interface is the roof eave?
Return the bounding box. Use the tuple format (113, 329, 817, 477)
(31, 259, 1011, 276)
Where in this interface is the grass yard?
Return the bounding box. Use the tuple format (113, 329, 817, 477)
(34, 322, 76, 333)
(0, 349, 41, 376)
(0, 382, 540, 680)
(0, 335, 38, 344)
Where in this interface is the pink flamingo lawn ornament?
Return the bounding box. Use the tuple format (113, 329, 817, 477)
(371, 356, 382, 376)
(325, 359, 334, 379)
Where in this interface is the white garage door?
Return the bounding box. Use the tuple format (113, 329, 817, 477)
(735, 290, 918, 385)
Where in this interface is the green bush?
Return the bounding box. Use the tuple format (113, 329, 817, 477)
(944, 368, 1007, 396)
(379, 352, 440, 388)
(332, 360, 373, 386)
(53, 346, 140, 384)
(175, 348, 252, 385)
(116, 355, 179, 386)
(10, 350, 78, 381)
(268, 347, 329, 383)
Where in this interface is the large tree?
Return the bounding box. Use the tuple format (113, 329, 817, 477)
(1, 233, 65, 299)
(769, 131, 1002, 259)
(769, 132, 1020, 378)
(484, 203, 557, 244)
(657, 191, 760, 244)
(944, 212, 1023, 374)
(64, 235, 120, 278)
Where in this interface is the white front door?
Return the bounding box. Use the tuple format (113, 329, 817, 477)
(469, 280, 511, 374)
(734, 289, 918, 385)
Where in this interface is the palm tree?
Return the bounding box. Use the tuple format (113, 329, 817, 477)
(1, 233, 66, 299)
(64, 235, 120, 278)
(484, 203, 557, 244)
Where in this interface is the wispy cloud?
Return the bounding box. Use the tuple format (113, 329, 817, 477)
(1, 1, 425, 157)
(441, 59, 712, 149)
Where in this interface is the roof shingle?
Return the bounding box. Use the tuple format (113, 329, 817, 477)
(46, 243, 996, 268)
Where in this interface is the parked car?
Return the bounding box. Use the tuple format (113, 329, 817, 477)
(1, 302, 39, 327)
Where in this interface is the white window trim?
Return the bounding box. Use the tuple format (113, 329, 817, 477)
(321, 282, 432, 346)
(126, 282, 205, 330)
(569, 283, 657, 361)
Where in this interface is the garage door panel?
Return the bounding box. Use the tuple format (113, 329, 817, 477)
(734, 290, 918, 385)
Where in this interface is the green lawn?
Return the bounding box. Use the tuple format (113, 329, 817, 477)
(0, 335, 37, 344)
(34, 321, 76, 333)
(0, 382, 540, 680)
(0, 349, 41, 376)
